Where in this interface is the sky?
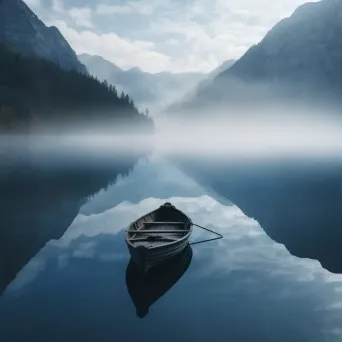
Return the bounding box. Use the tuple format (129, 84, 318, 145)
(24, 0, 318, 73)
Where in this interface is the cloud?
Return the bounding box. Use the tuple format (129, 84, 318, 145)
(165, 39, 180, 46)
(96, 4, 133, 15)
(23, 0, 320, 72)
(24, 0, 41, 6)
(72, 241, 97, 258)
(23, 0, 41, 11)
(95, 2, 159, 16)
(51, 0, 64, 13)
(10, 194, 342, 289)
(5, 192, 342, 341)
(328, 302, 342, 310)
(6, 259, 46, 294)
(69, 7, 93, 28)
(49, 20, 171, 73)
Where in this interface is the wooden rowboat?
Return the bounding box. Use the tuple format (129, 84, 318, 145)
(126, 244, 193, 318)
(125, 202, 192, 272)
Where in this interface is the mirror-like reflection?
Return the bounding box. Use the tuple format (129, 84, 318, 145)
(126, 244, 193, 318)
(177, 157, 342, 273)
(0, 148, 143, 296)
(1, 153, 342, 342)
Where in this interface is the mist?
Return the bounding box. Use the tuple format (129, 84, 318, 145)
(1, 103, 340, 168)
(155, 104, 342, 161)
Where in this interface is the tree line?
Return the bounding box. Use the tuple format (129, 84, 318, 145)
(0, 44, 154, 133)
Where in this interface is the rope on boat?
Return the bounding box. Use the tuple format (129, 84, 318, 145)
(190, 223, 223, 246)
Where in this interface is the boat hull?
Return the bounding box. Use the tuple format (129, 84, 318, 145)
(127, 237, 190, 272)
(125, 202, 193, 272)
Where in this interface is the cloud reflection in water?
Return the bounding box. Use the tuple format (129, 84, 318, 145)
(3, 195, 342, 341)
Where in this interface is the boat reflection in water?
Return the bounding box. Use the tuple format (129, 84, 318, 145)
(126, 244, 193, 318)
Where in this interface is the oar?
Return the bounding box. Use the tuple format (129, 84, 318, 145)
(190, 223, 223, 246)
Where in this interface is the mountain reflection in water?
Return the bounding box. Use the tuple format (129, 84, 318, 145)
(1, 155, 342, 341)
(0, 149, 140, 296)
(177, 157, 342, 273)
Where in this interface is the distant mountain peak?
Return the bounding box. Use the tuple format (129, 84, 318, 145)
(178, 0, 342, 112)
(78, 53, 123, 74)
(209, 59, 236, 78)
(127, 66, 144, 74)
(79, 54, 207, 113)
(48, 26, 63, 35)
(0, 0, 87, 74)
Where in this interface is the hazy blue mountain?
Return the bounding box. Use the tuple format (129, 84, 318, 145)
(208, 59, 236, 79)
(173, 0, 342, 114)
(0, 0, 87, 74)
(194, 59, 237, 95)
(78, 54, 122, 80)
(79, 53, 206, 113)
(163, 59, 236, 115)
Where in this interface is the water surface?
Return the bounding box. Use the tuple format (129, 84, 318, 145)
(1, 154, 342, 342)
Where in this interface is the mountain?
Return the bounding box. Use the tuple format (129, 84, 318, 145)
(174, 0, 342, 114)
(0, 44, 154, 135)
(208, 59, 236, 79)
(78, 54, 122, 80)
(193, 59, 236, 97)
(162, 59, 236, 115)
(0, 0, 87, 74)
(79, 53, 206, 113)
(0, 0, 153, 135)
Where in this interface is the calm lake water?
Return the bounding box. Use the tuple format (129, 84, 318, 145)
(1, 153, 342, 342)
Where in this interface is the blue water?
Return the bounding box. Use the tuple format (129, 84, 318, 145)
(1, 154, 342, 342)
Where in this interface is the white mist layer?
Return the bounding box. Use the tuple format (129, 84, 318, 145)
(155, 105, 340, 160)
(1, 106, 341, 161)
(154, 117, 341, 159)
